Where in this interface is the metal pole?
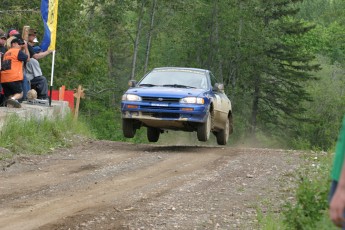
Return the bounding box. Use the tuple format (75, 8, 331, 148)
(49, 50, 56, 106)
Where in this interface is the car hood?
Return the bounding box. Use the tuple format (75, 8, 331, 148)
(126, 87, 206, 98)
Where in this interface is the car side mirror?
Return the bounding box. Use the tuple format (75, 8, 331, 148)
(213, 83, 224, 92)
(128, 80, 137, 88)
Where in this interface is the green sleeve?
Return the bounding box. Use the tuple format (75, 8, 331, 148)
(331, 115, 345, 181)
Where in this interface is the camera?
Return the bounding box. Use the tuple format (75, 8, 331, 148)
(18, 39, 25, 45)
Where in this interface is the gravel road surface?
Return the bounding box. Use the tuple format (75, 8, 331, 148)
(0, 140, 302, 230)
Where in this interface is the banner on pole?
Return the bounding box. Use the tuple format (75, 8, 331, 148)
(40, 0, 59, 51)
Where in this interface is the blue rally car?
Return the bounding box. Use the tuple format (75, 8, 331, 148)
(121, 67, 233, 145)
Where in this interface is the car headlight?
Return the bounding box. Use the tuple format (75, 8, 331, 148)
(180, 97, 205, 104)
(122, 94, 142, 101)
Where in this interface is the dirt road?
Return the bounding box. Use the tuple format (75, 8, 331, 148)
(0, 140, 302, 230)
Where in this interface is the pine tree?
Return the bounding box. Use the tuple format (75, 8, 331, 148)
(247, 0, 320, 135)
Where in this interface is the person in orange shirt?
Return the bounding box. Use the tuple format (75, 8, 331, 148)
(0, 38, 30, 108)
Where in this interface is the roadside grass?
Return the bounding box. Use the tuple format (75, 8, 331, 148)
(0, 114, 92, 160)
(259, 150, 337, 230)
(257, 209, 286, 230)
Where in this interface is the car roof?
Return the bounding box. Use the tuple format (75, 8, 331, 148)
(152, 67, 209, 74)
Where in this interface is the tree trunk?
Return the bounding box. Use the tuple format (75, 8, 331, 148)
(250, 15, 269, 134)
(213, 1, 223, 83)
(131, 0, 146, 80)
(251, 74, 260, 134)
(232, 0, 243, 98)
(207, 1, 223, 82)
(207, 2, 216, 69)
(107, 46, 116, 106)
(144, 0, 157, 74)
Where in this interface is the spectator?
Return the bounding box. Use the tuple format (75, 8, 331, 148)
(0, 29, 7, 106)
(27, 28, 53, 60)
(5, 29, 30, 101)
(330, 115, 345, 228)
(0, 38, 30, 108)
(25, 49, 49, 100)
(27, 29, 39, 47)
(0, 29, 6, 57)
(6, 29, 20, 49)
(25, 28, 53, 102)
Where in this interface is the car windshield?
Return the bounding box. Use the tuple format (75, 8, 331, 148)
(139, 69, 208, 89)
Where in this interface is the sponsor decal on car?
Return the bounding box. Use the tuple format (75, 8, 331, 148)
(151, 103, 169, 107)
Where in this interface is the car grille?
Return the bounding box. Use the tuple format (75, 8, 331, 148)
(141, 96, 180, 103)
(141, 105, 179, 110)
(142, 112, 180, 119)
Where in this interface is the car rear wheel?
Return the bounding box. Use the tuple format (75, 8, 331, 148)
(122, 119, 136, 138)
(197, 113, 211, 142)
(216, 117, 230, 145)
(147, 127, 160, 142)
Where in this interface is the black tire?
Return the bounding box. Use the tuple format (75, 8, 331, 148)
(122, 119, 136, 138)
(197, 113, 211, 142)
(216, 117, 230, 145)
(147, 127, 160, 142)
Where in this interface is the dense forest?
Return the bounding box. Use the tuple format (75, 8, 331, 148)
(1, 0, 345, 150)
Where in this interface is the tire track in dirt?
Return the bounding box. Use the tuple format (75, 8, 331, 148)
(0, 142, 238, 230)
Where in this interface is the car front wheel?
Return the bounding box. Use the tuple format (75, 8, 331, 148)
(197, 113, 211, 142)
(147, 127, 160, 142)
(122, 119, 136, 138)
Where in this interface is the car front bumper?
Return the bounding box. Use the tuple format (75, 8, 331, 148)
(121, 101, 209, 124)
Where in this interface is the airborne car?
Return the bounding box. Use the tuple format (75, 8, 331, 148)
(121, 67, 233, 145)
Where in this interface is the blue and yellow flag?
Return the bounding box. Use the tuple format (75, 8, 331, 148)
(40, 0, 59, 51)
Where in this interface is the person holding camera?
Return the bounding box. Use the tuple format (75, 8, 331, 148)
(0, 38, 30, 108)
(5, 29, 31, 102)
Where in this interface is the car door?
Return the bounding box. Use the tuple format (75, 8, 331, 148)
(209, 72, 230, 127)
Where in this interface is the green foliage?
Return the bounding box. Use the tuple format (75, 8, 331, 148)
(257, 151, 339, 230)
(0, 114, 92, 159)
(282, 152, 331, 229)
(289, 56, 345, 150)
(249, 1, 320, 134)
(0, 1, 42, 34)
(297, 0, 345, 26)
(82, 99, 148, 143)
(297, 0, 345, 67)
(313, 211, 339, 230)
(257, 209, 286, 230)
(1, 0, 344, 150)
(283, 179, 328, 229)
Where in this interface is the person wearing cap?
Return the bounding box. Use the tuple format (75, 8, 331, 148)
(6, 29, 20, 50)
(0, 38, 30, 108)
(5, 29, 31, 102)
(28, 29, 38, 47)
(25, 28, 53, 102)
(7, 28, 18, 38)
(27, 29, 53, 60)
(6, 29, 33, 102)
